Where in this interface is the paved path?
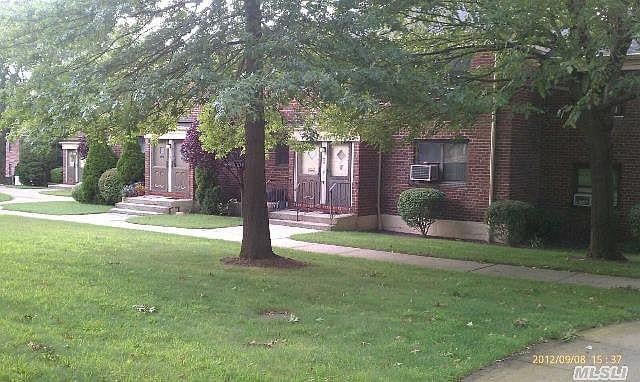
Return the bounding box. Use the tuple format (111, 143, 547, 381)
(0, 185, 70, 204)
(464, 321, 640, 381)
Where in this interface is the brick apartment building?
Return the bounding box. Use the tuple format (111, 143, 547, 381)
(119, 48, 637, 242)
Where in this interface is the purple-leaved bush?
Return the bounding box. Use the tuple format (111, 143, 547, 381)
(181, 121, 216, 168)
(77, 135, 88, 160)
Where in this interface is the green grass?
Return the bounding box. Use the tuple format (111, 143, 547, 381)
(0, 193, 11, 202)
(1, 215, 640, 381)
(127, 213, 242, 229)
(291, 231, 640, 279)
(40, 189, 74, 197)
(1, 201, 111, 215)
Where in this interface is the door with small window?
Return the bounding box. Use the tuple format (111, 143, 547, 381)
(296, 145, 321, 206)
(150, 140, 169, 192)
(172, 140, 189, 193)
(327, 142, 352, 208)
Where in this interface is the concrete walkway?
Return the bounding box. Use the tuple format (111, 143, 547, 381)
(465, 321, 640, 381)
(0, 185, 71, 204)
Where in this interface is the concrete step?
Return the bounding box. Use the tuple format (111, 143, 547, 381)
(269, 210, 352, 224)
(110, 208, 162, 216)
(115, 202, 171, 214)
(122, 196, 193, 210)
(269, 218, 332, 231)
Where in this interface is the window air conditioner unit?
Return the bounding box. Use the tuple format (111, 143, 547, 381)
(573, 193, 592, 207)
(410, 164, 439, 181)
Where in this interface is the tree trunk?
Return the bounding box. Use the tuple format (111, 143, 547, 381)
(239, 0, 275, 260)
(583, 111, 624, 260)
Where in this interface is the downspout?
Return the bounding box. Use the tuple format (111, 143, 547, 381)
(488, 54, 498, 242)
(376, 149, 383, 231)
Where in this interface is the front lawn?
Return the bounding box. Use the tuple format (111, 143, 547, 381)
(127, 213, 242, 228)
(40, 189, 74, 197)
(0, 193, 11, 202)
(1, 216, 640, 381)
(1, 201, 111, 215)
(291, 231, 640, 279)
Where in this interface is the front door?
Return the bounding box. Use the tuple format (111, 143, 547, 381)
(150, 140, 169, 192)
(296, 145, 321, 206)
(172, 141, 189, 194)
(66, 150, 77, 184)
(327, 142, 352, 208)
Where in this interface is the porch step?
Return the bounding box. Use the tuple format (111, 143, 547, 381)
(111, 196, 194, 216)
(122, 196, 194, 211)
(269, 218, 333, 231)
(269, 210, 352, 224)
(110, 207, 163, 216)
(114, 202, 171, 214)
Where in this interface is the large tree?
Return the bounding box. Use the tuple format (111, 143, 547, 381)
(373, 0, 639, 260)
(0, 0, 411, 261)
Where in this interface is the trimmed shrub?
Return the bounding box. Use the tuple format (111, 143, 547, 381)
(116, 139, 145, 185)
(629, 204, 640, 240)
(530, 208, 564, 245)
(397, 188, 446, 237)
(71, 183, 81, 201)
(76, 140, 117, 204)
(50, 167, 63, 184)
(15, 160, 49, 186)
(98, 168, 123, 205)
(486, 200, 535, 245)
(195, 166, 223, 215)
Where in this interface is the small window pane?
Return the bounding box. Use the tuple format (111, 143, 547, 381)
(577, 168, 591, 188)
(275, 145, 289, 166)
(416, 141, 441, 164)
(444, 142, 467, 163)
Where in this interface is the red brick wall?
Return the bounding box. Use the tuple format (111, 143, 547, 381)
(352, 142, 379, 216)
(538, 96, 640, 241)
(5, 139, 19, 178)
(264, 148, 290, 195)
(381, 118, 493, 222)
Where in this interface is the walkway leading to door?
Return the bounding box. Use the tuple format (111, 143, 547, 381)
(464, 321, 640, 381)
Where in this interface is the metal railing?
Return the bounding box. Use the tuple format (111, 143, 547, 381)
(266, 180, 288, 211)
(294, 180, 321, 221)
(329, 182, 351, 222)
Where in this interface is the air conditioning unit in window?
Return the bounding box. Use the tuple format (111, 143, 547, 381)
(573, 193, 592, 207)
(410, 164, 439, 182)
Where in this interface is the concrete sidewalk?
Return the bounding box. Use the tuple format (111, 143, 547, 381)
(464, 321, 640, 381)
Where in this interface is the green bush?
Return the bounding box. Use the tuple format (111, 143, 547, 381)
(76, 140, 117, 204)
(15, 160, 49, 186)
(486, 200, 536, 245)
(195, 166, 223, 215)
(98, 168, 123, 205)
(71, 183, 81, 201)
(50, 167, 63, 184)
(116, 139, 145, 185)
(629, 204, 640, 241)
(530, 208, 564, 245)
(397, 188, 445, 237)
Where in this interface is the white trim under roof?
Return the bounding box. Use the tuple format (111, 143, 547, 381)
(144, 130, 187, 140)
(59, 141, 80, 150)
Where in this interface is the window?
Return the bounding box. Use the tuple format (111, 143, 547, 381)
(415, 140, 468, 182)
(575, 166, 619, 206)
(275, 145, 289, 167)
